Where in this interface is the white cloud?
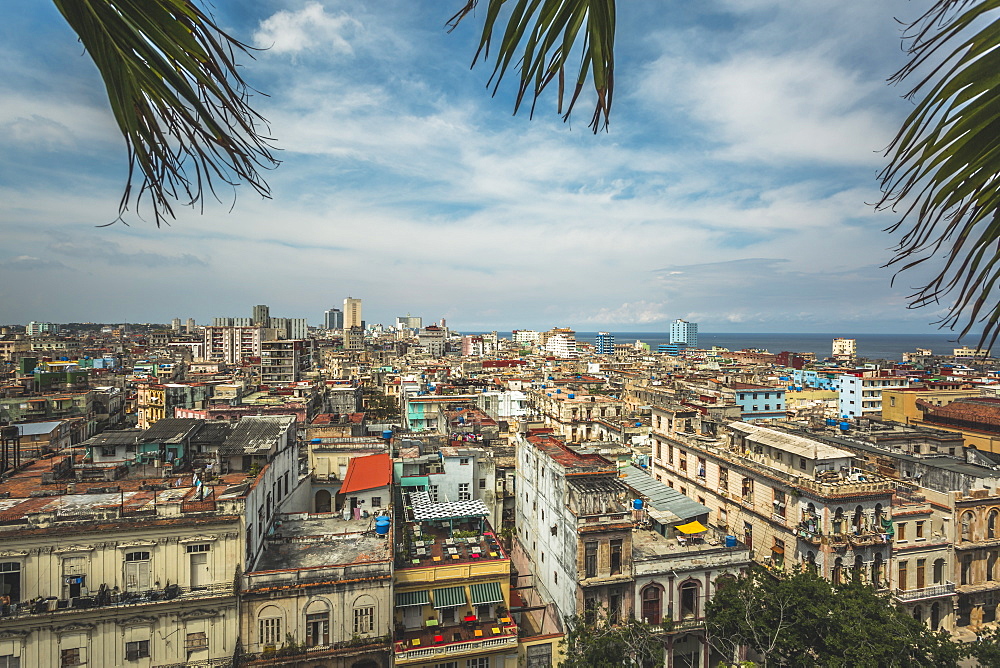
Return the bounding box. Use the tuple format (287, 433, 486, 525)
(253, 3, 360, 55)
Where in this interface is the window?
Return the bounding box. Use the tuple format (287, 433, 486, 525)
(125, 640, 149, 661)
(306, 612, 329, 647)
(429, 485, 440, 502)
(62, 557, 87, 599)
(610, 539, 622, 575)
(186, 544, 211, 553)
(467, 659, 490, 668)
(742, 477, 753, 503)
(897, 523, 907, 541)
(354, 606, 375, 634)
(185, 632, 208, 650)
(458, 483, 471, 501)
(435, 663, 459, 668)
(61, 648, 83, 667)
(0, 562, 21, 602)
(371, 497, 382, 508)
(773, 490, 786, 519)
(0, 656, 20, 668)
(641, 585, 662, 624)
(719, 467, 728, 491)
(585, 542, 598, 578)
(459, 458, 470, 465)
(916, 521, 925, 539)
(124, 551, 151, 592)
(678, 450, 687, 471)
(101, 446, 117, 457)
(898, 561, 908, 591)
(680, 581, 700, 619)
(697, 457, 706, 479)
(479, 478, 487, 489)
(259, 616, 282, 646)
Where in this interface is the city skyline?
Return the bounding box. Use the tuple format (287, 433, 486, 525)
(0, 2, 956, 334)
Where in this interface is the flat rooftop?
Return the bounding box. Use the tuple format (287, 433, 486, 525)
(254, 513, 392, 572)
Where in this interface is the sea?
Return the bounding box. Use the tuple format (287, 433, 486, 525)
(466, 331, 978, 362)
(575, 332, 968, 361)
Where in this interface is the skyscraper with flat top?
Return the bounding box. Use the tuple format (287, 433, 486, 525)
(595, 331, 615, 355)
(344, 298, 362, 329)
(252, 304, 270, 327)
(324, 308, 343, 330)
(670, 319, 698, 347)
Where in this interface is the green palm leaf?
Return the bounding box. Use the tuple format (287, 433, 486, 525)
(879, 0, 1000, 349)
(52, 0, 279, 226)
(448, 0, 616, 132)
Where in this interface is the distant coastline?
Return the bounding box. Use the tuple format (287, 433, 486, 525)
(464, 331, 974, 361)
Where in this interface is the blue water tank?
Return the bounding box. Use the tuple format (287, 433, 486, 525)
(375, 516, 391, 535)
(725, 535, 737, 547)
(839, 421, 850, 431)
(826, 419, 836, 426)
(568, 393, 575, 399)
(310, 438, 321, 444)
(632, 498, 644, 510)
(382, 430, 393, 440)
(546, 393, 552, 397)
(556, 389, 561, 394)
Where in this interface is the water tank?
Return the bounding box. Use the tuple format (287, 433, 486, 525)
(382, 430, 393, 441)
(839, 421, 850, 431)
(568, 393, 575, 399)
(725, 535, 737, 547)
(375, 516, 391, 535)
(310, 438, 322, 444)
(825, 419, 836, 426)
(632, 498, 644, 510)
(556, 389, 561, 394)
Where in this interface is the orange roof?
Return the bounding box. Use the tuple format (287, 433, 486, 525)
(339, 453, 391, 495)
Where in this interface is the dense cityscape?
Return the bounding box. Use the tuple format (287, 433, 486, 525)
(2, 302, 1000, 666)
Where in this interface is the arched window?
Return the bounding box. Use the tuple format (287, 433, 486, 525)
(679, 580, 700, 619)
(930, 602, 941, 631)
(853, 506, 864, 534)
(990, 551, 1000, 583)
(989, 510, 998, 539)
(962, 554, 973, 585)
(352, 594, 377, 635)
(913, 605, 923, 622)
(804, 551, 817, 574)
(315, 489, 332, 514)
(853, 554, 865, 583)
(305, 598, 331, 647)
(833, 507, 845, 535)
(833, 557, 844, 586)
(258, 605, 284, 650)
(961, 511, 974, 542)
(641, 584, 662, 624)
(933, 558, 946, 585)
(871, 553, 884, 588)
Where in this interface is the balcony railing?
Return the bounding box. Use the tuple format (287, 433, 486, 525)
(0, 581, 234, 619)
(893, 582, 955, 602)
(394, 631, 517, 662)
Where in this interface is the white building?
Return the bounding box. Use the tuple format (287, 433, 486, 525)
(670, 319, 698, 347)
(833, 338, 857, 360)
(837, 372, 909, 418)
(344, 297, 363, 329)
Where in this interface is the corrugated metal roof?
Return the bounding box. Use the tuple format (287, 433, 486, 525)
(15, 421, 64, 436)
(621, 465, 708, 522)
(219, 416, 291, 456)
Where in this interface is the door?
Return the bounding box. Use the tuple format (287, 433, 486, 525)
(190, 552, 210, 588)
(403, 606, 422, 629)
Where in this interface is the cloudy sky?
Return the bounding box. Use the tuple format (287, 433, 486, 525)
(0, 1, 962, 333)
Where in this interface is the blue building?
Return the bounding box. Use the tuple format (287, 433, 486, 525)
(670, 319, 698, 347)
(733, 383, 786, 421)
(596, 331, 615, 355)
(657, 342, 688, 355)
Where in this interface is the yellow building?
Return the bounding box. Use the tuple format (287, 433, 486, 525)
(881, 387, 980, 426)
(393, 492, 518, 668)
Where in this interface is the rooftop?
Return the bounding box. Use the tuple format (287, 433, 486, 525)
(730, 422, 852, 461)
(621, 465, 709, 522)
(253, 512, 392, 572)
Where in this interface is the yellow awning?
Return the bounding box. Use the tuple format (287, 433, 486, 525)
(675, 520, 708, 534)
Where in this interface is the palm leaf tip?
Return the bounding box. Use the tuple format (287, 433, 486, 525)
(448, 0, 616, 133)
(52, 0, 280, 226)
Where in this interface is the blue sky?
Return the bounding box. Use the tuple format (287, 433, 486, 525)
(0, 1, 962, 334)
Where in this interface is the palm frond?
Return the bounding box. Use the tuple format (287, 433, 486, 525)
(878, 0, 1000, 350)
(447, 0, 615, 132)
(52, 0, 279, 226)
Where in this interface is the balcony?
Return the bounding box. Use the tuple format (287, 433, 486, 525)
(394, 622, 518, 663)
(0, 582, 234, 619)
(893, 582, 956, 603)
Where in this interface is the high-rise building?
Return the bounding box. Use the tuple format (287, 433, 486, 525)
(670, 319, 698, 347)
(833, 338, 857, 361)
(26, 322, 58, 337)
(324, 308, 343, 330)
(344, 298, 362, 329)
(185, 318, 196, 334)
(252, 304, 270, 327)
(204, 326, 264, 364)
(171, 318, 181, 332)
(595, 331, 615, 355)
(395, 315, 422, 330)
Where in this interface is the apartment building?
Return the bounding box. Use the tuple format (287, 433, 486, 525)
(837, 370, 909, 419)
(203, 326, 264, 365)
(527, 387, 626, 444)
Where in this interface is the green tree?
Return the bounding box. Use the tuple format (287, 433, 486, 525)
(706, 567, 964, 668)
(560, 613, 664, 668)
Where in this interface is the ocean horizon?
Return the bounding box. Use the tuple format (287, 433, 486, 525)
(465, 331, 979, 361)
